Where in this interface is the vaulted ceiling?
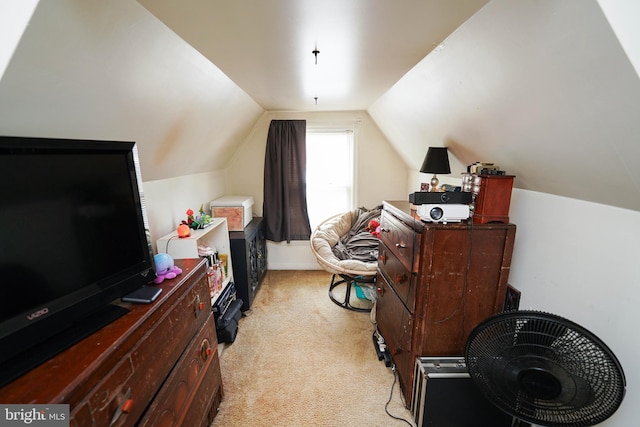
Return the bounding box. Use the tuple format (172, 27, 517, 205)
(137, 0, 490, 112)
(2, 1, 639, 212)
(139, 0, 640, 210)
(138, 0, 640, 212)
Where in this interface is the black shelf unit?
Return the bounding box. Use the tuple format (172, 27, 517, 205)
(229, 217, 267, 311)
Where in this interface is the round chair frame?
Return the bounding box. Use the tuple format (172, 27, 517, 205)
(310, 211, 378, 312)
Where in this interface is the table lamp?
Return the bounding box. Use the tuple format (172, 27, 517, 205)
(420, 147, 451, 192)
(177, 223, 191, 238)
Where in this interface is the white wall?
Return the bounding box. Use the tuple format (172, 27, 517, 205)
(143, 170, 228, 249)
(0, 0, 263, 248)
(225, 110, 408, 269)
(508, 190, 639, 426)
(0, 0, 38, 81)
(598, 0, 640, 79)
(370, 0, 640, 213)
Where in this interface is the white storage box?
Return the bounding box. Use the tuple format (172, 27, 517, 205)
(210, 196, 254, 231)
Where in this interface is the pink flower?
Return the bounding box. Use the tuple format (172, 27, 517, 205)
(186, 209, 194, 216)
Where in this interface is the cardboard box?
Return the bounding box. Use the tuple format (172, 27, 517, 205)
(210, 196, 254, 231)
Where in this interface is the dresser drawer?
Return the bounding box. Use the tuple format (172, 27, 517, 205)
(378, 241, 416, 313)
(379, 209, 418, 272)
(375, 272, 414, 396)
(72, 271, 212, 426)
(139, 314, 221, 427)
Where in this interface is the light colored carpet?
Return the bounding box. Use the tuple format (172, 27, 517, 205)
(211, 270, 416, 427)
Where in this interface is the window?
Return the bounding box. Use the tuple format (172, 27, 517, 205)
(306, 128, 355, 229)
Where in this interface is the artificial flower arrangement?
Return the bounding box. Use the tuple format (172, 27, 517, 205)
(182, 204, 212, 229)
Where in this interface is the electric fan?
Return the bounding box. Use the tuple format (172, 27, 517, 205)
(465, 310, 626, 427)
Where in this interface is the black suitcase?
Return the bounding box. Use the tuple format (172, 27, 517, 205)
(216, 299, 243, 343)
(213, 281, 236, 324)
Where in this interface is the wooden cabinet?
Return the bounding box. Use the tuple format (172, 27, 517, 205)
(472, 174, 515, 224)
(376, 201, 516, 405)
(0, 259, 223, 427)
(229, 217, 267, 311)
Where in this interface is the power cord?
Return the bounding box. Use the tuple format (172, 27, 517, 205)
(385, 364, 415, 426)
(164, 234, 179, 253)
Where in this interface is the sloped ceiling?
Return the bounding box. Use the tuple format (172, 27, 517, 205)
(137, 0, 490, 112)
(0, 1, 38, 81)
(1, 1, 639, 211)
(139, 0, 640, 211)
(0, 0, 263, 182)
(369, 0, 640, 211)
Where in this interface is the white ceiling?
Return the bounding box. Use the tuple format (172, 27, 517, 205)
(134, 0, 640, 212)
(137, 0, 490, 111)
(3, 1, 640, 212)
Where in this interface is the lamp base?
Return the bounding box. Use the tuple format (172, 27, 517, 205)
(430, 174, 439, 192)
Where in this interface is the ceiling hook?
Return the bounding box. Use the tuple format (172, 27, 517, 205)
(312, 48, 320, 65)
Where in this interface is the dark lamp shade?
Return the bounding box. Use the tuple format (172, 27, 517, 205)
(420, 147, 451, 174)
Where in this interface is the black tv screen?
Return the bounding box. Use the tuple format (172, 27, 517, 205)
(0, 136, 156, 385)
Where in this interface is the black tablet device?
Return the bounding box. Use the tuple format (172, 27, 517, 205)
(121, 286, 163, 304)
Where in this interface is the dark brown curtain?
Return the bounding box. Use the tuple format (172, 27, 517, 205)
(263, 120, 311, 243)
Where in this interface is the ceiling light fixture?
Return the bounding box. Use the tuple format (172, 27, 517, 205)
(312, 46, 320, 106)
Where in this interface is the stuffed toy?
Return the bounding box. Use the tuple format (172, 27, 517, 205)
(365, 219, 381, 238)
(153, 253, 182, 284)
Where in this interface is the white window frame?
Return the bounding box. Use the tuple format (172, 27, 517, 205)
(306, 124, 356, 230)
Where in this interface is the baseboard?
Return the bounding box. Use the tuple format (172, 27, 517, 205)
(267, 261, 322, 270)
(266, 240, 322, 271)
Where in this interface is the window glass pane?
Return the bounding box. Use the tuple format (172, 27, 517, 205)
(306, 130, 354, 229)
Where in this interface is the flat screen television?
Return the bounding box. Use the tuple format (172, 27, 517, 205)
(0, 136, 157, 386)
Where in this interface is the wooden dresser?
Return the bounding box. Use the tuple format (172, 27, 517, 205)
(0, 258, 223, 427)
(376, 201, 516, 405)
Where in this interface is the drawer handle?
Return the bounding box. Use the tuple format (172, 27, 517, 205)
(396, 273, 407, 284)
(379, 250, 387, 265)
(395, 242, 406, 249)
(201, 338, 212, 361)
(194, 295, 203, 317)
(376, 286, 384, 296)
(121, 399, 134, 414)
(381, 227, 390, 233)
(109, 387, 132, 426)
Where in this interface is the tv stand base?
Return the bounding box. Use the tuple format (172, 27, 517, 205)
(0, 304, 129, 387)
(0, 259, 223, 427)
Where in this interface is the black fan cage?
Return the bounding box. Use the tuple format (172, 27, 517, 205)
(465, 310, 626, 427)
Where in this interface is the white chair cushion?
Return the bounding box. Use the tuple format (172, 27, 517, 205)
(310, 211, 378, 276)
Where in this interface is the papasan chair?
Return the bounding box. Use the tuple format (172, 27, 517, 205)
(310, 207, 381, 312)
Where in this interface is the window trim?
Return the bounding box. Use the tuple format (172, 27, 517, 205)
(306, 123, 358, 228)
